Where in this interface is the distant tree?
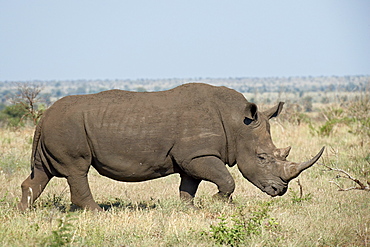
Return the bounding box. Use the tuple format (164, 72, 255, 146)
(302, 96, 313, 112)
(136, 87, 147, 92)
(299, 90, 304, 98)
(11, 82, 45, 125)
(321, 96, 330, 104)
(154, 86, 162, 92)
(53, 89, 63, 98)
(75, 87, 86, 95)
(340, 95, 348, 103)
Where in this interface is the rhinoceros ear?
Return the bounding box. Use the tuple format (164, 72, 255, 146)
(245, 102, 258, 120)
(263, 102, 284, 119)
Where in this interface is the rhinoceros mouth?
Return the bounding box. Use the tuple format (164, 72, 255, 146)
(261, 182, 288, 197)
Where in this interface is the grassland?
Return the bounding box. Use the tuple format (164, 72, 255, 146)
(0, 106, 369, 246)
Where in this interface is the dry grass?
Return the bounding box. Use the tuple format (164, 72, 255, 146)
(0, 118, 369, 246)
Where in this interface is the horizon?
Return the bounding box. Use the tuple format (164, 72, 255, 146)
(1, 74, 369, 84)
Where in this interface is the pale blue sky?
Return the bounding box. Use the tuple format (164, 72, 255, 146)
(0, 0, 369, 81)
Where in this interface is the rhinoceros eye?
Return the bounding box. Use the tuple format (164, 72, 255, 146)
(244, 116, 259, 126)
(244, 117, 254, 125)
(257, 153, 268, 160)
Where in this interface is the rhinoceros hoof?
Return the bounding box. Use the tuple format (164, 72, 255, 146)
(213, 192, 233, 203)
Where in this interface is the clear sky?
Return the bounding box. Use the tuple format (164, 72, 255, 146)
(0, 0, 369, 81)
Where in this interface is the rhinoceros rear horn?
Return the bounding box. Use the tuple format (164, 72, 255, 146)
(274, 146, 291, 160)
(285, 147, 325, 180)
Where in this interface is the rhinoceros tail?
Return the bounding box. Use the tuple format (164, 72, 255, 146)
(30, 117, 43, 173)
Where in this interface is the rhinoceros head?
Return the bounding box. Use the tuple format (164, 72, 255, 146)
(235, 102, 324, 197)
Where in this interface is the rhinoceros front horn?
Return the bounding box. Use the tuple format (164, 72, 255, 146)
(285, 147, 325, 180)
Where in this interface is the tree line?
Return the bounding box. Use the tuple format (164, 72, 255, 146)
(0, 75, 369, 127)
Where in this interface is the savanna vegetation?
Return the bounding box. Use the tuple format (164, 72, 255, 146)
(0, 75, 368, 105)
(0, 80, 369, 246)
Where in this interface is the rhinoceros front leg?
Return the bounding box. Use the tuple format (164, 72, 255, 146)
(66, 175, 102, 211)
(182, 156, 235, 202)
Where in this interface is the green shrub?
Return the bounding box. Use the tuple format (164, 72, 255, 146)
(206, 201, 279, 246)
(313, 97, 370, 137)
(279, 103, 312, 125)
(290, 188, 312, 204)
(0, 104, 27, 127)
(347, 95, 370, 138)
(41, 213, 79, 246)
(315, 118, 352, 136)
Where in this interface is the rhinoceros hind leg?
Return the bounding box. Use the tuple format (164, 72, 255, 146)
(18, 166, 53, 211)
(179, 173, 201, 205)
(67, 175, 102, 211)
(183, 156, 235, 201)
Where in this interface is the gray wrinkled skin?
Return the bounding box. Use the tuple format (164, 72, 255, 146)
(18, 83, 324, 211)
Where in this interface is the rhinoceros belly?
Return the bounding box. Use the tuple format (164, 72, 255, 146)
(87, 126, 178, 182)
(91, 153, 177, 182)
